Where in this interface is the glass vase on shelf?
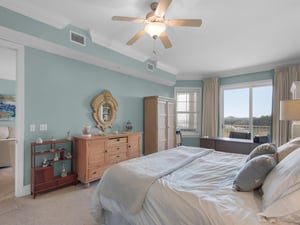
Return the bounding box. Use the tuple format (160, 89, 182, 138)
(125, 120, 133, 132)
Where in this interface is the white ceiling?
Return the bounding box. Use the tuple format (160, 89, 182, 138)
(2, 0, 300, 80)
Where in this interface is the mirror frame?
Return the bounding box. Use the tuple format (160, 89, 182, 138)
(91, 90, 118, 131)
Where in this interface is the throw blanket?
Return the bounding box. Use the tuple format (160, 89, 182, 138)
(97, 146, 213, 214)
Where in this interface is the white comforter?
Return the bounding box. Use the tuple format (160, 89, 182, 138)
(91, 146, 269, 225)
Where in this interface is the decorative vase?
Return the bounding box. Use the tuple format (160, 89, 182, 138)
(125, 120, 133, 132)
(82, 125, 91, 137)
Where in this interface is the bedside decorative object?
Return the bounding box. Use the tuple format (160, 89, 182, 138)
(36, 137, 43, 144)
(53, 153, 59, 161)
(61, 163, 67, 177)
(91, 90, 118, 131)
(125, 120, 133, 132)
(65, 152, 72, 159)
(82, 125, 91, 137)
(41, 158, 49, 167)
(67, 131, 72, 140)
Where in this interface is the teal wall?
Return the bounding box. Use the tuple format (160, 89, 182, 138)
(23, 47, 174, 185)
(0, 79, 16, 126)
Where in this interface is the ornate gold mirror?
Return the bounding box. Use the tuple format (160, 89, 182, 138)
(91, 90, 118, 131)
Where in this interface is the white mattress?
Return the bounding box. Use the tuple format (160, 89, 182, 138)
(93, 147, 269, 225)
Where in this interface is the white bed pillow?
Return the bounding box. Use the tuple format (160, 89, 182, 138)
(232, 154, 277, 192)
(258, 148, 300, 224)
(0, 127, 9, 139)
(8, 126, 15, 139)
(277, 137, 300, 161)
(246, 143, 277, 162)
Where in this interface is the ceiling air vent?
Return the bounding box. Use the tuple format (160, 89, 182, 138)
(70, 31, 86, 46)
(146, 61, 156, 72)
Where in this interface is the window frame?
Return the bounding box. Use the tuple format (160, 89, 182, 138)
(174, 87, 202, 137)
(219, 79, 272, 138)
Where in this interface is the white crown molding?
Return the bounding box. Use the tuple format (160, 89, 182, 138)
(156, 61, 179, 75)
(89, 29, 178, 75)
(176, 58, 300, 80)
(0, 25, 175, 86)
(1, 1, 70, 29)
(89, 29, 148, 62)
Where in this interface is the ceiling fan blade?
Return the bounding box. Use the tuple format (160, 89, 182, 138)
(112, 16, 145, 23)
(127, 29, 146, 45)
(159, 32, 172, 49)
(166, 19, 202, 27)
(155, 0, 172, 18)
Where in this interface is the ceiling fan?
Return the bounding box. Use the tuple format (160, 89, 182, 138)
(112, 0, 202, 49)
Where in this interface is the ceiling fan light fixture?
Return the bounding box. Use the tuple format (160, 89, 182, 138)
(145, 22, 166, 38)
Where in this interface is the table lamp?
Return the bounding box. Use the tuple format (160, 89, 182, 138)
(280, 99, 300, 138)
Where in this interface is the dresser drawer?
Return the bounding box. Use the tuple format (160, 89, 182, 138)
(108, 144, 127, 154)
(107, 152, 126, 163)
(107, 137, 127, 146)
(88, 166, 108, 181)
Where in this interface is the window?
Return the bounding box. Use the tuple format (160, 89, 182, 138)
(220, 80, 272, 139)
(175, 87, 202, 136)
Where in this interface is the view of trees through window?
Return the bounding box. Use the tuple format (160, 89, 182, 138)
(222, 84, 272, 138)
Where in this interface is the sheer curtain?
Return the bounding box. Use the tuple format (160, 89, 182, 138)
(272, 65, 300, 146)
(202, 77, 219, 137)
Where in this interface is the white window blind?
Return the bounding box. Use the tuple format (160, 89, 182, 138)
(175, 88, 201, 136)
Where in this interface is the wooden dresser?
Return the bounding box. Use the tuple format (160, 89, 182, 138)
(200, 136, 260, 155)
(74, 132, 141, 186)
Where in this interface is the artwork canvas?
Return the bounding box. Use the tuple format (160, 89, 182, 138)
(0, 95, 16, 120)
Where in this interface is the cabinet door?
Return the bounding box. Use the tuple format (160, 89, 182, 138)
(88, 139, 106, 166)
(127, 134, 141, 159)
(167, 100, 176, 149)
(157, 100, 167, 151)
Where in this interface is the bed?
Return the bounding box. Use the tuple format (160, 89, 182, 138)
(90, 139, 300, 225)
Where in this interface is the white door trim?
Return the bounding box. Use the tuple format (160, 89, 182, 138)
(0, 38, 25, 197)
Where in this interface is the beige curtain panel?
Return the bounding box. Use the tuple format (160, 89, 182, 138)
(272, 64, 300, 146)
(202, 77, 219, 137)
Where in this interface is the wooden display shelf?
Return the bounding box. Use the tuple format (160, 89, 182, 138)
(31, 139, 77, 198)
(33, 173, 77, 197)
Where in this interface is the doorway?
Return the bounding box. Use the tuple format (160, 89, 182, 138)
(0, 44, 16, 201)
(0, 38, 24, 198)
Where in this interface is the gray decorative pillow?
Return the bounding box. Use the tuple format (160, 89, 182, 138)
(232, 154, 277, 192)
(246, 143, 277, 162)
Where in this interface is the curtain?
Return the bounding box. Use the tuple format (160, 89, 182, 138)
(202, 77, 219, 137)
(272, 64, 300, 146)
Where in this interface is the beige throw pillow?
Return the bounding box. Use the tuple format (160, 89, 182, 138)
(277, 137, 300, 161)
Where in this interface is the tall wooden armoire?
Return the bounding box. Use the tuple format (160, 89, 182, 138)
(144, 96, 176, 155)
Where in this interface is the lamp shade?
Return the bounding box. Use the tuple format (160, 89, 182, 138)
(145, 22, 166, 38)
(280, 99, 300, 120)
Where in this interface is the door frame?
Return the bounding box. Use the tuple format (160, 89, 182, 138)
(0, 38, 25, 197)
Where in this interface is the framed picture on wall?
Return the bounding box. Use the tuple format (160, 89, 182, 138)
(0, 94, 16, 121)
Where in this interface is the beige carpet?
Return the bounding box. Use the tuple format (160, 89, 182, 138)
(0, 180, 99, 225)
